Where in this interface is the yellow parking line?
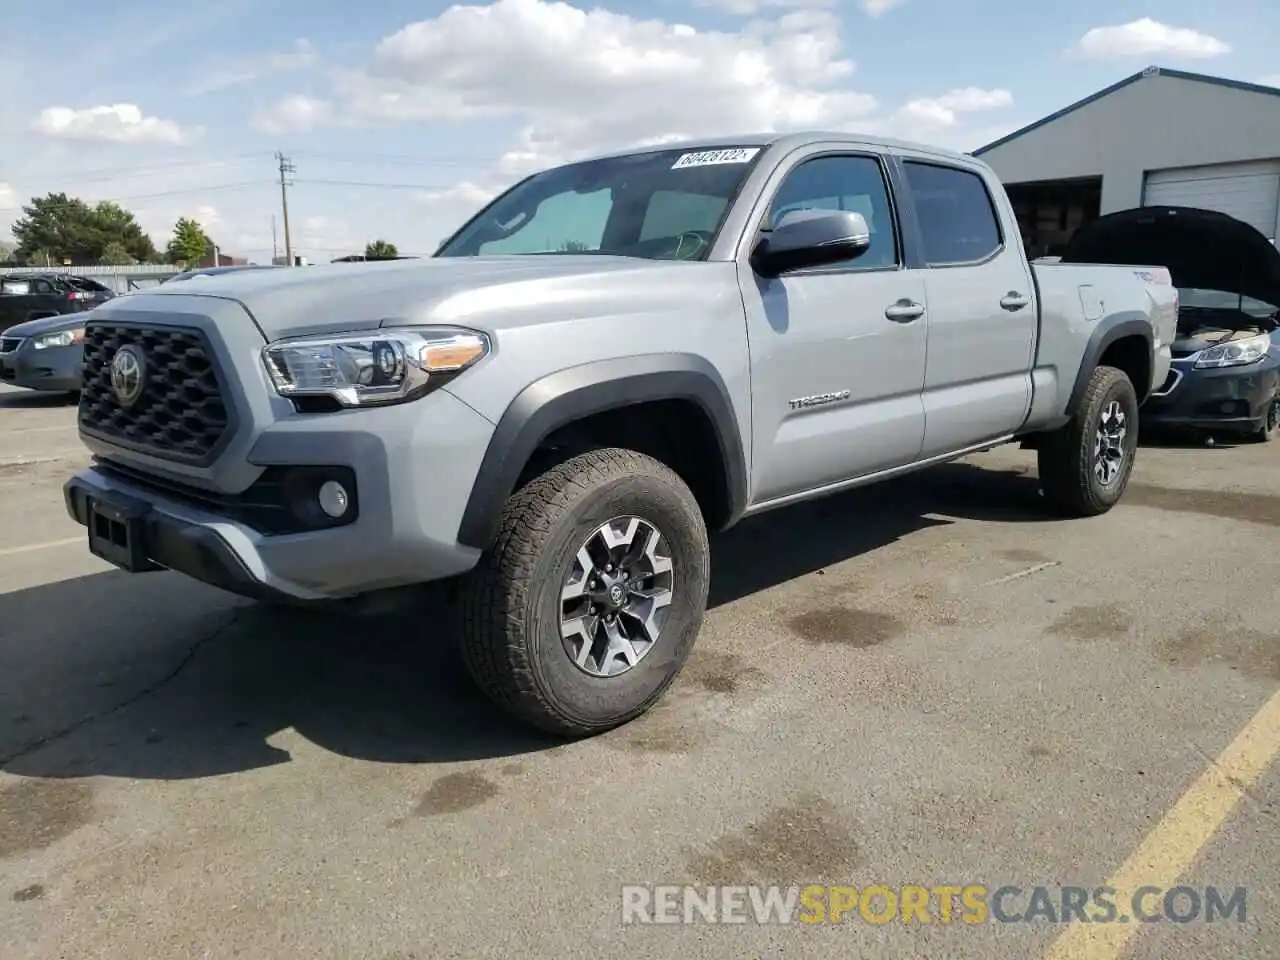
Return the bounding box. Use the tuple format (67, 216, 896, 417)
(0, 536, 83, 558)
(1044, 687, 1280, 960)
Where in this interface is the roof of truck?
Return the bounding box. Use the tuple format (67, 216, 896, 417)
(580, 130, 979, 166)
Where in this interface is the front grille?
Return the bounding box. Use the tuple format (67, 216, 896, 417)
(0, 337, 22, 353)
(80, 323, 232, 465)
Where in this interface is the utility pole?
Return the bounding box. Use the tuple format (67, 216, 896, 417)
(275, 151, 295, 266)
(271, 215, 278, 262)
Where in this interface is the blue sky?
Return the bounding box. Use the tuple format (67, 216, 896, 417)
(1, 0, 1276, 263)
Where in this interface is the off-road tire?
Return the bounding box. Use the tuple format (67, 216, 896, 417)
(1037, 365, 1139, 517)
(457, 447, 710, 738)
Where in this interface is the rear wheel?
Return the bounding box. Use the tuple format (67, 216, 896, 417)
(1037, 365, 1140, 516)
(457, 447, 710, 737)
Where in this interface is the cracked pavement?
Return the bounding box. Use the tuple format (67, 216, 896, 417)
(0, 382, 1277, 960)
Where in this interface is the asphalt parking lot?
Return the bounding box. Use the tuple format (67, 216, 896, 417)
(1, 380, 1277, 960)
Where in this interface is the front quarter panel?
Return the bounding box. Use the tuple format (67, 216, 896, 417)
(441, 262, 754, 538)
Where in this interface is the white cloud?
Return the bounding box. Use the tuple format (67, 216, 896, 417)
(893, 87, 1013, 131)
(251, 95, 331, 134)
(692, 0, 835, 13)
(330, 0, 875, 175)
(1069, 18, 1230, 60)
(33, 104, 200, 145)
(187, 38, 318, 95)
(861, 0, 906, 16)
(0, 183, 17, 212)
(1261, 74, 1280, 88)
(415, 182, 500, 210)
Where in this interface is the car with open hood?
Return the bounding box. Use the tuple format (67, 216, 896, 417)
(1062, 206, 1279, 442)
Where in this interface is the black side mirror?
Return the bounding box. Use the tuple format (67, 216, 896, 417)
(750, 209, 872, 278)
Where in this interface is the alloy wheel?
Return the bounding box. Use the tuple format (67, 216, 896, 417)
(1093, 399, 1128, 487)
(559, 516, 675, 678)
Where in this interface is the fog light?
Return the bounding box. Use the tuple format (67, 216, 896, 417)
(317, 480, 349, 518)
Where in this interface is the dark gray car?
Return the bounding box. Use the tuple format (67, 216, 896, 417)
(0, 312, 91, 394)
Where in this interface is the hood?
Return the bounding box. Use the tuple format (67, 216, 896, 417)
(2, 311, 95, 338)
(1061, 206, 1280, 309)
(95, 255, 724, 340)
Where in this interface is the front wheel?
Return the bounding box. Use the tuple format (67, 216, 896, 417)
(1250, 395, 1278, 443)
(1037, 365, 1140, 516)
(457, 448, 710, 737)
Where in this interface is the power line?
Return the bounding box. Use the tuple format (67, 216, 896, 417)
(289, 150, 503, 167)
(292, 178, 445, 191)
(0, 181, 274, 213)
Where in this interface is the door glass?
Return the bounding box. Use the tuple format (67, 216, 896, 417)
(902, 162, 1003, 265)
(767, 155, 899, 269)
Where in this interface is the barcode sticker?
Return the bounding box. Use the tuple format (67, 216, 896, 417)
(671, 148, 760, 169)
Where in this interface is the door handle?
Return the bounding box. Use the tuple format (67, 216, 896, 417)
(885, 300, 925, 323)
(1000, 292, 1029, 311)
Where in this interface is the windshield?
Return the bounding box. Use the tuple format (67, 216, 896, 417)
(1178, 288, 1278, 318)
(435, 146, 765, 261)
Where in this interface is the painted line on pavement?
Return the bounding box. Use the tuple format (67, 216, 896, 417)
(1043, 687, 1280, 960)
(0, 536, 83, 558)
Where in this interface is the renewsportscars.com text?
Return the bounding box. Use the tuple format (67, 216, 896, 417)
(620, 884, 1248, 925)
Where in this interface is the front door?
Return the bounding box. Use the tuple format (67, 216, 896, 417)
(737, 151, 929, 505)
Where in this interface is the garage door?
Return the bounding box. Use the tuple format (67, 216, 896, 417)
(1143, 160, 1280, 239)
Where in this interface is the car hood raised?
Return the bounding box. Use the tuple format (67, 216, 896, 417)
(1061, 205, 1280, 310)
(2, 311, 94, 338)
(100, 255, 725, 340)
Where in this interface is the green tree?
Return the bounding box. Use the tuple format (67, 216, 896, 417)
(364, 239, 398, 259)
(166, 217, 209, 267)
(99, 242, 137, 265)
(11, 193, 157, 265)
(557, 239, 589, 252)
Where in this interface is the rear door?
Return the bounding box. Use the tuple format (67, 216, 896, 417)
(897, 158, 1037, 457)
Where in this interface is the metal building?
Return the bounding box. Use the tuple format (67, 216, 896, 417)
(973, 66, 1280, 256)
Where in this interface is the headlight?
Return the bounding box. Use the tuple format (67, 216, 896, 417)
(262, 327, 490, 408)
(31, 328, 84, 350)
(1193, 332, 1271, 369)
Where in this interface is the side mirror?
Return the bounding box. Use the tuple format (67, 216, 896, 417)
(750, 209, 872, 278)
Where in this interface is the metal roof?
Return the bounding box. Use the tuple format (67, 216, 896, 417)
(581, 129, 976, 165)
(973, 66, 1280, 157)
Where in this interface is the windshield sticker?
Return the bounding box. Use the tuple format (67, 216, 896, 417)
(671, 148, 760, 169)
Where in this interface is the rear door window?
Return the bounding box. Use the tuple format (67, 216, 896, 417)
(903, 161, 1003, 265)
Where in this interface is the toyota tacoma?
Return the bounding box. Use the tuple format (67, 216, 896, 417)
(63, 132, 1176, 736)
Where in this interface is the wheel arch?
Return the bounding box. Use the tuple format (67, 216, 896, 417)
(455, 354, 749, 550)
(1068, 313, 1153, 412)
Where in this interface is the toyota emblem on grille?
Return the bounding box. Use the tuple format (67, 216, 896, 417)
(110, 345, 146, 407)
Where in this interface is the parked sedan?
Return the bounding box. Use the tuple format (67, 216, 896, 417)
(0, 313, 88, 394)
(1062, 206, 1279, 442)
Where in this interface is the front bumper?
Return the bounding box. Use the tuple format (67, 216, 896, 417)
(0, 342, 82, 392)
(1142, 352, 1280, 433)
(63, 387, 497, 602)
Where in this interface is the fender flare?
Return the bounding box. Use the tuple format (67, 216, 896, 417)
(456, 353, 748, 550)
(1066, 313, 1154, 414)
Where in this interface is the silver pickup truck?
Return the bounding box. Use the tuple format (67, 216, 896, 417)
(63, 131, 1176, 736)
